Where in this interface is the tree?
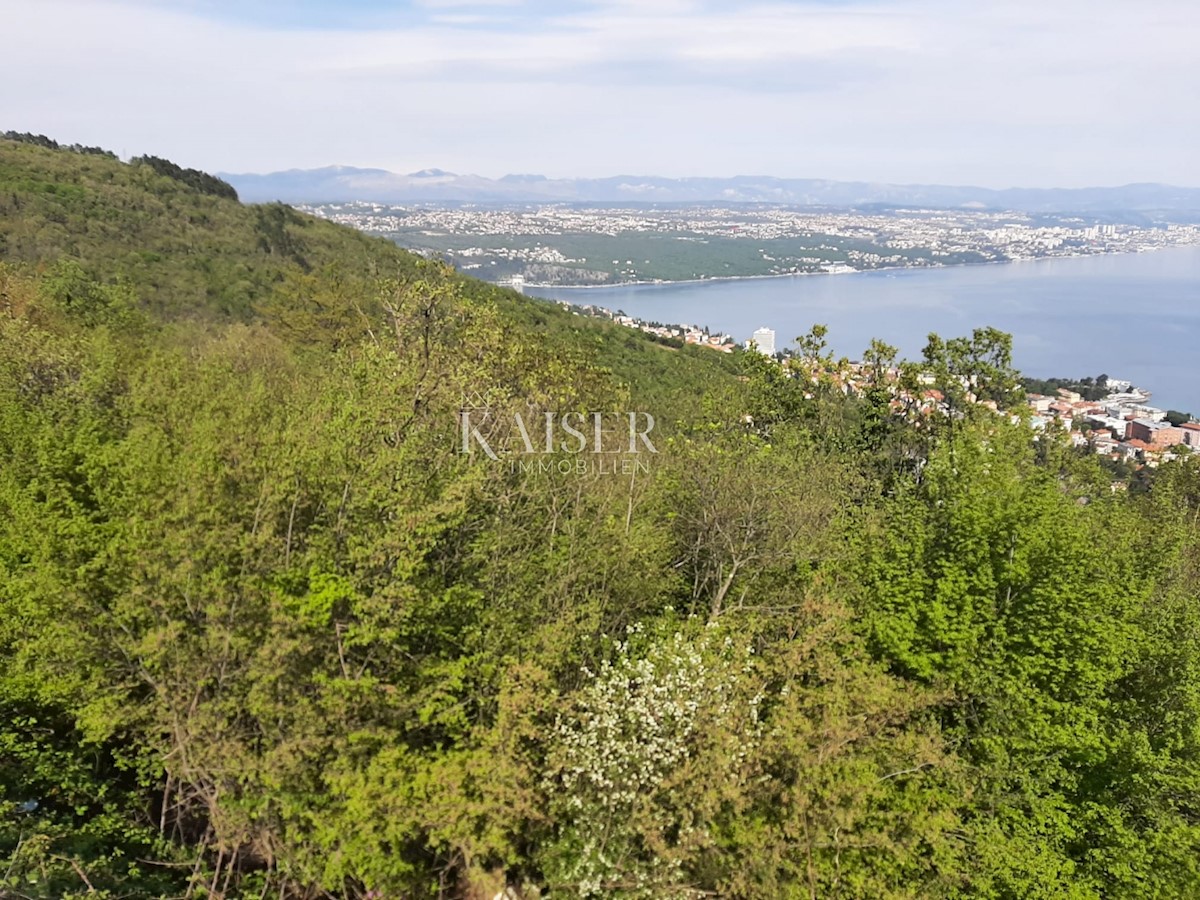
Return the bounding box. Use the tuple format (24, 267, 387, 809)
(922, 326, 1023, 415)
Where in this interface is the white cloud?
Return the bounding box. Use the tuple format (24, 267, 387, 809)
(1, 0, 1196, 186)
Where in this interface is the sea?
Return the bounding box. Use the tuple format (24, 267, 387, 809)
(527, 244, 1200, 414)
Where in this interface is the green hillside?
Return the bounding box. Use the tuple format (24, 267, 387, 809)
(0, 135, 733, 402)
(3, 135, 1200, 900)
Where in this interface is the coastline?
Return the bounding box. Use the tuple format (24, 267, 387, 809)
(515, 242, 1200, 291)
(517, 242, 1200, 413)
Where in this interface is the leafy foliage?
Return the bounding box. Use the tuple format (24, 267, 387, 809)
(3, 136, 1200, 899)
(130, 155, 239, 201)
(1022, 374, 1113, 402)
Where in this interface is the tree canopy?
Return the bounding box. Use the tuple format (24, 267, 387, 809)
(4, 136, 1200, 899)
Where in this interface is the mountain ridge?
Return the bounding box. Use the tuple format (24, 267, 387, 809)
(220, 165, 1200, 213)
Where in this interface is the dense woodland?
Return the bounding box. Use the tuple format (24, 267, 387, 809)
(3, 137, 1200, 899)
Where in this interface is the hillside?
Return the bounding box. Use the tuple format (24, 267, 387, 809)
(0, 137, 427, 320)
(0, 135, 735, 403)
(4, 136, 1200, 900)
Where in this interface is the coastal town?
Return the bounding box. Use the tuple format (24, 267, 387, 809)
(1024, 386, 1200, 465)
(557, 298, 1197, 468)
(554, 298, 741, 351)
(301, 201, 1200, 286)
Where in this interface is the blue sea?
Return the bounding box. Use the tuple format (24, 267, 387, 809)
(528, 245, 1200, 414)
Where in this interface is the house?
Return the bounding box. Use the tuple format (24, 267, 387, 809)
(1128, 418, 1185, 449)
(1087, 415, 1130, 439)
(1028, 394, 1053, 413)
(1128, 405, 1166, 422)
(1119, 438, 1152, 461)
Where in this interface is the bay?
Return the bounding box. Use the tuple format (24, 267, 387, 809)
(528, 245, 1200, 414)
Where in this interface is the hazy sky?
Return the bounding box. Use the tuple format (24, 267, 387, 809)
(3, 0, 1197, 187)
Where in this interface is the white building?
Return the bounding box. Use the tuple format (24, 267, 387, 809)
(750, 327, 776, 355)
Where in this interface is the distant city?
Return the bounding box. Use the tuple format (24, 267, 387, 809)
(300, 201, 1200, 286)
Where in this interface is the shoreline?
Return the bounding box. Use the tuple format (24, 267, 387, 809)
(513, 243, 1200, 414)
(514, 242, 1199, 291)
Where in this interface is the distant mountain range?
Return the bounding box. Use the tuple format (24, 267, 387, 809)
(219, 165, 1200, 214)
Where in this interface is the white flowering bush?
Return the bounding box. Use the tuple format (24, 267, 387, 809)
(541, 619, 762, 897)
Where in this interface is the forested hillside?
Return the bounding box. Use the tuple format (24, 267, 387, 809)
(3, 136, 1200, 900)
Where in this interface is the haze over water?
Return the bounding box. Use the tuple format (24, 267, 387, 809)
(529, 245, 1200, 414)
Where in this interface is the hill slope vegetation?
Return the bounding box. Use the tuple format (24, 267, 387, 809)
(3, 136, 1200, 899)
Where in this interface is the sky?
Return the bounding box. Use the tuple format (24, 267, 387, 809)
(2, 0, 1197, 187)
